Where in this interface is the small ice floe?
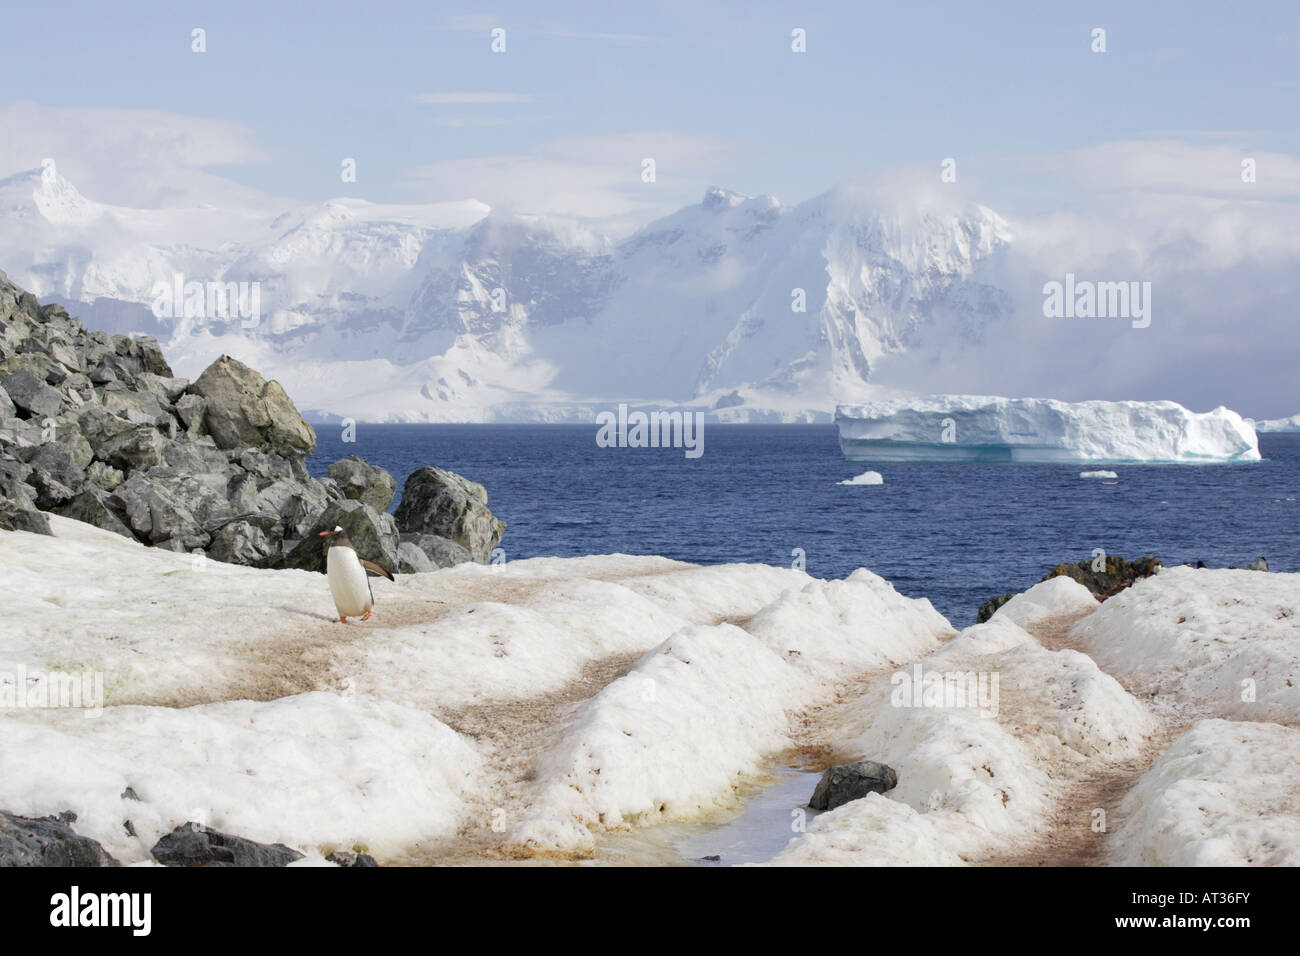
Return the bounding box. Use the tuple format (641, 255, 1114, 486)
(1079, 470, 1118, 479)
(839, 470, 884, 486)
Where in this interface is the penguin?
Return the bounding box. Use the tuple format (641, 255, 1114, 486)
(318, 526, 395, 623)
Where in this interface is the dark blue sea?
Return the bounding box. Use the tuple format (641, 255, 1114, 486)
(307, 426, 1300, 626)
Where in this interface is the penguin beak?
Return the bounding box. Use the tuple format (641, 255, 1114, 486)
(318, 531, 331, 537)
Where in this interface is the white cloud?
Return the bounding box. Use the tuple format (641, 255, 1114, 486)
(0, 102, 271, 210)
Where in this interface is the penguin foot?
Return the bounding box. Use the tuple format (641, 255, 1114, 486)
(337, 616, 349, 624)
(361, 607, 373, 621)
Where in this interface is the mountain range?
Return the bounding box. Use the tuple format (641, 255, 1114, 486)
(0, 165, 1015, 422)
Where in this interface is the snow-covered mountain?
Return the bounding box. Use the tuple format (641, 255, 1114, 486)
(0, 166, 1013, 422)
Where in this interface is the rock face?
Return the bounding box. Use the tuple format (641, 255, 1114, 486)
(150, 822, 303, 867)
(809, 761, 898, 811)
(0, 271, 503, 571)
(189, 355, 316, 457)
(394, 466, 505, 563)
(0, 810, 119, 866)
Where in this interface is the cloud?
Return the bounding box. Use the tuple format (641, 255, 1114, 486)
(401, 131, 753, 234)
(0, 102, 270, 210)
(414, 93, 536, 104)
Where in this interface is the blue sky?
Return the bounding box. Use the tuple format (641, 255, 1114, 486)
(3, 0, 1298, 224)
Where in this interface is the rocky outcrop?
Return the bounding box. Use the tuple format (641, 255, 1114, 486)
(0, 810, 119, 866)
(978, 554, 1165, 622)
(394, 466, 505, 563)
(809, 760, 898, 811)
(150, 822, 304, 867)
(0, 271, 504, 572)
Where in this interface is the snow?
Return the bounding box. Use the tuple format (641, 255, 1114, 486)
(1110, 719, 1300, 866)
(839, 470, 884, 485)
(4, 512, 1297, 866)
(1080, 470, 1118, 479)
(835, 395, 1261, 463)
(1067, 566, 1300, 723)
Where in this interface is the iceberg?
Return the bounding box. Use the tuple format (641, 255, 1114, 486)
(834, 395, 1260, 463)
(1080, 470, 1118, 479)
(1253, 414, 1300, 433)
(839, 470, 884, 485)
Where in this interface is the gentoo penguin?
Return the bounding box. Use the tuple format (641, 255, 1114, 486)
(318, 526, 395, 623)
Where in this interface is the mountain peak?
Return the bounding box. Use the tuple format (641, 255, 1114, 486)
(701, 186, 748, 210)
(0, 164, 102, 226)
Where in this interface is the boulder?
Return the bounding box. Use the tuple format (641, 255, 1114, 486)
(52, 488, 134, 539)
(150, 822, 303, 867)
(278, 499, 400, 574)
(809, 760, 898, 811)
(399, 531, 473, 569)
(393, 466, 505, 563)
(328, 455, 397, 512)
(0, 384, 12, 418)
(0, 368, 62, 421)
(111, 470, 233, 548)
(0, 502, 51, 535)
(0, 811, 119, 867)
(397, 541, 435, 573)
(188, 355, 316, 456)
(1042, 554, 1163, 600)
(173, 392, 207, 437)
(976, 592, 1014, 624)
(326, 850, 379, 868)
(207, 518, 279, 566)
(77, 407, 166, 471)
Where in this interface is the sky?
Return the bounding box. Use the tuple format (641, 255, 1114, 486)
(0, 0, 1297, 416)
(2, 0, 1298, 227)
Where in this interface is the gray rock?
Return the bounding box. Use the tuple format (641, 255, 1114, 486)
(1, 368, 63, 421)
(18, 442, 84, 492)
(399, 532, 473, 569)
(77, 407, 166, 471)
(188, 355, 316, 457)
(397, 541, 435, 573)
(52, 488, 134, 539)
(393, 466, 505, 563)
(85, 460, 125, 491)
(278, 499, 400, 574)
(0, 810, 119, 867)
(111, 470, 233, 547)
(25, 469, 77, 510)
(328, 455, 397, 512)
(173, 392, 207, 438)
(207, 519, 278, 566)
(0, 384, 12, 418)
(150, 822, 303, 867)
(326, 850, 378, 868)
(809, 760, 898, 812)
(236, 447, 295, 483)
(0, 502, 51, 535)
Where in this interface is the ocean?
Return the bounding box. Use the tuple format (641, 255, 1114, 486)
(307, 425, 1299, 626)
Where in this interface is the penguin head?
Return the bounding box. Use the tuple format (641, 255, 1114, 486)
(318, 525, 352, 549)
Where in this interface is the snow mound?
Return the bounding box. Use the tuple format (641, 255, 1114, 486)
(1111, 719, 1300, 866)
(1068, 566, 1300, 723)
(839, 470, 884, 485)
(993, 577, 1099, 629)
(1080, 470, 1118, 479)
(834, 395, 1261, 463)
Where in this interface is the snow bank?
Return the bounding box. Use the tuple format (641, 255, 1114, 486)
(0, 693, 482, 864)
(834, 395, 1260, 463)
(839, 470, 884, 485)
(768, 612, 1157, 865)
(1068, 566, 1300, 723)
(510, 570, 953, 854)
(1110, 719, 1300, 866)
(993, 576, 1099, 630)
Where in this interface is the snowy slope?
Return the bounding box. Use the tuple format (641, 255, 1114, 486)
(835, 395, 1261, 462)
(0, 168, 1010, 422)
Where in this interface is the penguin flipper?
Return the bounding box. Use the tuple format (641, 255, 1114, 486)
(361, 559, 396, 582)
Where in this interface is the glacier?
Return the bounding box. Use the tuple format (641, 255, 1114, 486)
(834, 395, 1261, 463)
(1252, 414, 1300, 433)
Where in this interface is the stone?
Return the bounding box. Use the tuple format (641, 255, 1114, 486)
(977, 592, 1014, 624)
(809, 760, 898, 811)
(150, 822, 303, 867)
(0, 811, 119, 867)
(111, 470, 233, 547)
(399, 532, 473, 569)
(326, 850, 378, 868)
(0, 502, 51, 535)
(188, 355, 316, 456)
(393, 466, 505, 563)
(173, 392, 207, 437)
(328, 455, 397, 512)
(1, 368, 62, 420)
(207, 519, 279, 566)
(52, 488, 134, 539)
(278, 499, 401, 574)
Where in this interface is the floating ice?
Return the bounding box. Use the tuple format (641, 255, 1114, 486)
(1080, 470, 1118, 479)
(838, 470, 884, 485)
(834, 395, 1260, 463)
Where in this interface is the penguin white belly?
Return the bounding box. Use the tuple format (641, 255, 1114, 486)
(326, 545, 372, 618)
